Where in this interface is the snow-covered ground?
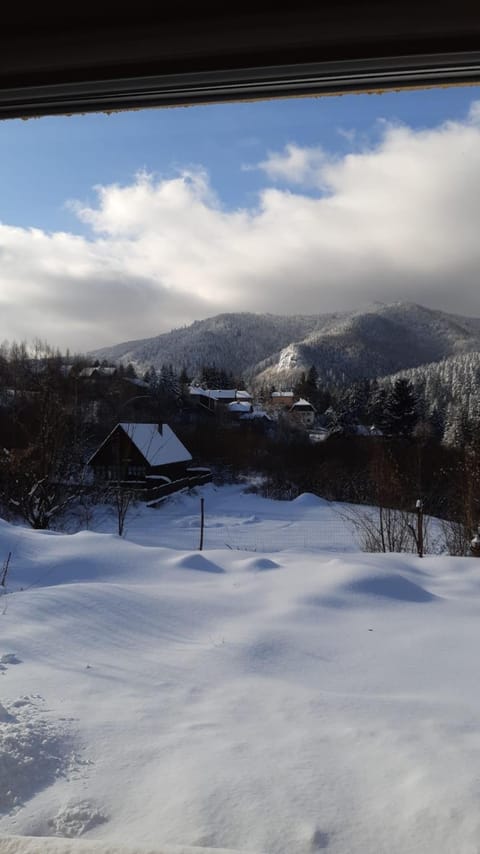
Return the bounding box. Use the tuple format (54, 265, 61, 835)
(1, 485, 479, 853)
(64, 483, 359, 553)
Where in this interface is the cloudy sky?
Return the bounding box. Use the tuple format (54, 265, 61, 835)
(1, 85, 480, 352)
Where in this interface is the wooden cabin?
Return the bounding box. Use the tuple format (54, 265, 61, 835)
(87, 422, 192, 483)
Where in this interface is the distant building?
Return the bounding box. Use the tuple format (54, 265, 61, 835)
(240, 409, 274, 426)
(87, 422, 192, 483)
(79, 366, 117, 379)
(270, 390, 295, 409)
(189, 386, 252, 415)
(227, 401, 254, 418)
(288, 398, 316, 428)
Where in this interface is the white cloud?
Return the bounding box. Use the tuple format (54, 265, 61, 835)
(254, 143, 331, 187)
(468, 100, 480, 124)
(337, 127, 357, 144)
(1, 105, 480, 351)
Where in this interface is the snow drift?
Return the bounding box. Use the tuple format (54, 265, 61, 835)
(1, 487, 480, 854)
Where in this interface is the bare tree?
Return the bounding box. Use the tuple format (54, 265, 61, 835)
(343, 504, 414, 553)
(107, 483, 134, 537)
(343, 503, 437, 555)
(73, 486, 106, 530)
(7, 470, 78, 530)
(440, 518, 473, 556)
(0, 441, 81, 529)
(438, 440, 480, 555)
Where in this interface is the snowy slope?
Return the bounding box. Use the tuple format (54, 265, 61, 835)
(0, 838, 251, 854)
(1, 489, 480, 853)
(89, 313, 323, 379)
(90, 302, 480, 385)
(67, 484, 356, 553)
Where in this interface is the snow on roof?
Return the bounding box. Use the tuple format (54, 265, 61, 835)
(88, 423, 192, 467)
(271, 391, 294, 397)
(240, 410, 273, 421)
(189, 386, 252, 400)
(291, 398, 315, 409)
(228, 401, 252, 412)
(119, 423, 192, 466)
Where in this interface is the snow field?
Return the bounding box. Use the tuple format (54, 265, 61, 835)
(66, 485, 358, 554)
(1, 487, 480, 852)
(0, 838, 251, 854)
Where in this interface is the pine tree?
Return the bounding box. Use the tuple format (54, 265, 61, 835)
(366, 381, 388, 430)
(384, 378, 418, 436)
(179, 365, 190, 386)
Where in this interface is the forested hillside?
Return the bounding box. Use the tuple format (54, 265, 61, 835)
(382, 351, 480, 445)
(91, 302, 480, 386)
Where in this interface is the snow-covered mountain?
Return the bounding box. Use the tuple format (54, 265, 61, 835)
(90, 312, 329, 378)
(90, 302, 480, 384)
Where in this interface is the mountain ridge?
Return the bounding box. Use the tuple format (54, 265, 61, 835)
(90, 302, 480, 386)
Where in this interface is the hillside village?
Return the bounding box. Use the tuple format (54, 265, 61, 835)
(0, 327, 479, 544)
(0, 348, 390, 471)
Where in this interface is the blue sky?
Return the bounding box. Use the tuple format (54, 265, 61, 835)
(0, 86, 478, 232)
(1, 85, 480, 350)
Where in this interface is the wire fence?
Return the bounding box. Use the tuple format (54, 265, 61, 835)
(217, 516, 358, 553)
(60, 490, 455, 555)
(120, 498, 363, 553)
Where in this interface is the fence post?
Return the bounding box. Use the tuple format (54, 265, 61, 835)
(416, 499, 424, 558)
(0, 552, 11, 587)
(199, 497, 205, 551)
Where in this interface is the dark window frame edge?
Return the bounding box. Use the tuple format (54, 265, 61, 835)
(2, 51, 480, 120)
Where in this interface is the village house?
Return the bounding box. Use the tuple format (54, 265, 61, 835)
(270, 390, 295, 410)
(227, 401, 254, 419)
(79, 366, 118, 379)
(87, 422, 192, 484)
(240, 409, 274, 428)
(226, 400, 274, 427)
(189, 386, 252, 415)
(288, 398, 316, 428)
